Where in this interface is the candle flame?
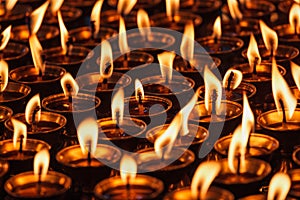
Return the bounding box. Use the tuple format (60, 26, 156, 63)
(12, 118, 27, 149)
(34, 149, 50, 178)
(227, 0, 242, 20)
(180, 21, 194, 62)
(111, 89, 124, 125)
(247, 33, 261, 73)
(272, 58, 297, 119)
(77, 117, 98, 155)
(120, 154, 137, 184)
(289, 3, 300, 35)
(267, 173, 291, 200)
(50, 0, 64, 16)
(119, 17, 130, 54)
(137, 9, 151, 39)
(30, 1, 49, 35)
(135, 79, 144, 102)
(100, 40, 113, 79)
(295, 0, 300, 4)
(60, 72, 79, 97)
(90, 0, 104, 37)
(0, 25, 11, 51)
(259, 20, 278, 56)
(158, 51, 176, 83)
(0, 59, 8, 92)
(117, 0, 137, 15)
(242, 93, 254, 137)
(223, 69, 243, 90)
(6, 0, 18, 13)
(58, 11, 68, 55)
(166, 0, 179, 19)
(191, 161, 221, 199)
(212, 16, 222, 39)
(291, 61, 300, 91)
(25, 94, 41, 125)
(29, 34, 45, 74)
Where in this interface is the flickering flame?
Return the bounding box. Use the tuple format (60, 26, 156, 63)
(204, 65, 222, 113)
(58, 11, 68, 55)
(120, 154, 137, 184)
(267, 173, 291, 200)
(137, 9, 151, 39)
(295, 0, 300, 4)
(0, 59, 8, 92)
(158, 51, 176, 83)
(90, 0, 104, 37)
(60, 72, 79, 97)
(111, 89, 124, 125)
(135, 79, 144, 102)
(5, 0, 18, 13)
(260, 20, 278, 56)
(29, 34, 45, 74)
(289, 3, 300, 34)
(166, 0, 179, 19)
(272, 58, 297, 119)
(34, 149, 50, 178)
(50, 0, 64, 16)
(223, 69, 243, 90)
(100, 40, 113, 79)
(242, 93, 254, 137)
(119, 17, 130, 54)
(154, 113, 182, 159)
(180, 21, 194, 62)
(191, 161, 221, 199)
(227, 0, 242, 20)
(117, 0, 137, 15)
(291, 61, 300, 91)
(12, 118, 27, 149)
(30, 1, 49, 35)
(25, 94, 41, 125)
(77, 118, 98, 155)
(0, 25, 11, 51)
(247, 33, 261, 72)
(212, 16, 221, 39)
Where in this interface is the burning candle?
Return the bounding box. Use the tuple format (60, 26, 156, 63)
(5, 148, 71, 199)
(56, 117, 121, 193)
(0, 105, 12, 133)
(94, 154, 164, 200)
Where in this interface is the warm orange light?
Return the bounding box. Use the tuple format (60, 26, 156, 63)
(135, 79, 144, 102)
(247, 33, 261, 73)
(58, 11, 68, 55)
(295, 0, 300, 4)
(30, 1, 49, 35)
(0, 25, 11, 51)
(191, 161, 221, 199)
(242, 93, 254, 136)
(289, 3, 300, 34)
(212, 16, 222, 39)
(90, 0, 104, 37)
(117, 0, 137, 15)
(60, 72, 79, 97)
(180, 21, 194, 63)
(260, 20, 278, 56)
(223, 69, 243, 90)
(77, 117, 98, 155)
(227, 0, 242, 20)
(50, 0, 64, 16)
(34, 149, 50, 178)
(100, 40, 113, 79)
(5, 0, 18, 13)
(158, 51, 176, 83)
(111, 89, 124, 125)
(120, 154, 137, 184)
(267, 173, 291, 200)
(0, 59, 8, 92)
(29, 34, 45, 74)
(291, 61, 300, 91)
(119, 17, 130, 55)
(166, 0, 179, 19)
(272, 58, 297, 119)
(25, 94, 41, 125)
(137, 9, 151, 39)
(12, 118, 27, 149)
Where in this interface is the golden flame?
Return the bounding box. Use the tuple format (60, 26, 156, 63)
(120, 154, 137, 184)
(259, 20, 278, 56)
(111, 89, 124, 125)
(50, 0, 64, 16)
(34, 149, 50, 177)
(0, 59, 8, 92)
(180, 21, 194, 62)
(119, 17, 130, 55)
(204, 65, 222, 114)
(135, 79, 144, 102)
(223, 69, 243, 90)
(60, 72, 79, 97)
(291, 61, 300, 91)
(117, 0, 137, 15)
(191, 161, 221, 199)
(212, 16, 222, 39)
(289, 3, 300, 34)
(272, 58, 297, 119)
(58, 11, 68, 55)
(77, 117, 98, 155)
(247, 33, 261, 73)
(227, 0, 242, 20)
(29, 34, 45, 74)
(5, 0, 18, 13)
(242, 93, 254, 137)
(12, 118, 27, 149)
(90, 0, 104, 37)
(154, 113, 182, 159)
(30, 1, 49, 35)
(0, 25, 11, 51)
(25, 94, 41, 125)
(267, 173, 291, 200)
(137, 9, 151, 39)
(295, 0, 300, 4)
(100, 40, 113, 79)
(166, 0, 179, 19)
(158, 51, 176, 83)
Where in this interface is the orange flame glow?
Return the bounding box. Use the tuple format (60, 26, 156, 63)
(0, 25, 11, 51)
(111, 89, 124, 125)
(25, 94, 41, 125)
(77, 117, 98, 155)
(289, 3, 300, 34)
(260, 20, 278, 56)
(119, 17, 130, 54)
(117, 0, 137, 15)
(166, 0, 179, 19)
(58, 11, 68, 55)
(50, 0, 64, 16)
(0, 59, 8, 92)
(120, 154, 137, 184)
(90, 0, 104, 37)
(100, 40, 113, 79)
(267, 173, 291, 200)
(137, 9, 151, 40)
(135, 79, 144, 102)
(223, 69, 243, 90)
(34, 149, 50, 178)
(5, 0, 18, 13)
(180, 21, 194, 62)
(291, 61, 300, 91)
(158, 51, 176, 83)
(29, 34, 45, 74)
(12, 118, 27, 149)
(60, 72, 79, 97)
(212, 16, 221, 39)
(227, 0, 242, 20)
(30, 1, 49, 35)
(247, 33, 261, 73)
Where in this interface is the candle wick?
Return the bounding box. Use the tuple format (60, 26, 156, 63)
(87, 141, 92, 166)
(211, 89, 218, 116)
(90, 20, 96, 40)
(138, 92, 144, 114)
(126, 176, 130, 200)
(0, 74, 3, 92)
(116, 110, 120, 129)
(31, 106, 41, 133)
(196, 186, 201, 200)
(185, 60, 192, 70)
(294, 19, 298, 37)
(237, 153, 241, 175)
(66, 84, 73, 105)
(37, 165, 42, 195)
(66, 36, 74, 57)
(226, 71, 234, 92)
(123, 53, 128, 69)
(26, 12, 32, 36)
(19, 135, 24, 154)
(235, 18, 241, 34)
(279, 99, 287, 126)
